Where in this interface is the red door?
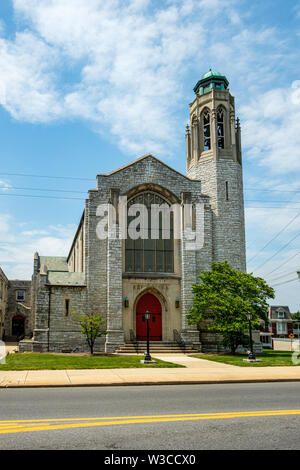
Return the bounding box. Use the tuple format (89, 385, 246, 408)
(136, 293, 162, 341)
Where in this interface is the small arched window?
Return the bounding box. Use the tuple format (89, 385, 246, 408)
(217, 108, 225, 149)
(203, 110, 211, 151)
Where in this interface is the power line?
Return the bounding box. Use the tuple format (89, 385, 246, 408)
(272, 277, 299, 287)
(247, 212, 300, 264)
(1, 187, 300, 202)
(0, 172, 299, 191)
(265, 252, 300, 277)
(245, 200, 300, 203)
(0, 186, 87, 194)
(246, 206, 300, 209)
(0, 193, 84, 201)
(252, 232, 300, 272)
(267, 269, 300, 282)
(0, 172, 94, 181)
(1, 191, 300, 207)
(245, 188, 300, 193)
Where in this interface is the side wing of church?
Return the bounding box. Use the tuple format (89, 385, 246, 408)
(19, 71, 247, 354)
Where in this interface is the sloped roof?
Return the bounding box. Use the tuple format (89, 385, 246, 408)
(270, 306, 290, 312)
(47, 271, 85, 286)
(201, 69, 223, 79)
(39, 256, 68, 272)
(97, 153, 198, 181)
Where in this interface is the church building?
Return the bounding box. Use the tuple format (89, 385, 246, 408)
(19, 70, 247, 354)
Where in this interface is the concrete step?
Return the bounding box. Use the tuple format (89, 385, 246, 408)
(4, 336, 18, 342)
(116, 349, 197, 356)
(116, 342, 196, 354)
(118, 347, 192, 351)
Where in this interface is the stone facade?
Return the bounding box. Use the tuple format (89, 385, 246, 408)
(20, 71, 253, 354)
(4, 280, 32, 339)
(0, 268, 8, 340)
(186, 85, 246, 272)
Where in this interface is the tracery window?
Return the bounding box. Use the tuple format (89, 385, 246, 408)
(217, 108, 225, 149)
(203, 110, 211, 151)
(125, 192, 174, 273)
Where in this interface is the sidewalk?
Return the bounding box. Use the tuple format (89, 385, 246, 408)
(1, 355, 300, 387)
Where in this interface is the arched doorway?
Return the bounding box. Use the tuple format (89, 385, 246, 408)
(136, 293, 162, 341)
(12, 315, 25, 338)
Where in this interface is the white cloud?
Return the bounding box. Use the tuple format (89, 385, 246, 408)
(246, 206, 300, 240)
(0, 19, 5, 36)
(0, 0, 289, 158)
(0, 214, 75, 279)
(21, 230, 49, 236)
(294, 1, 300, 18)
(0, 214, 11, 235)
(0, 31, 62, 122)
(241, 81, 300, 174)
(2, 0, 204, 153)
(49, 224, 78, 239)
(0, 180, 12, 191)
(0, 0, 298, 311)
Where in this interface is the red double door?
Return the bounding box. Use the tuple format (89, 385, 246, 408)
(136, 293, 162, 341)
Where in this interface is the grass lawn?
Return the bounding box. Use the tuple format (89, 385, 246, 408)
(193, 350, 299, 367)
(0, 353, 183, 371)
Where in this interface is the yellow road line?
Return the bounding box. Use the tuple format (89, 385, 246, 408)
(1, 409, 300, 424)
(0, 410, 300, 434)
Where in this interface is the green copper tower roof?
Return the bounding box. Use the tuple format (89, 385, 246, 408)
(193, 69, 229, 96)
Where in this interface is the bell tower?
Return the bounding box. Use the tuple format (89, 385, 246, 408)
(186, 70, 246, 271)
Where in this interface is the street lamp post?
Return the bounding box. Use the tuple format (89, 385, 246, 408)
(144, 310, 152, 362)
(247, 312, 256, 361)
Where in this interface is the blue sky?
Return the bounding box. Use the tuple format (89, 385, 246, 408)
(0, 0, 299, 310)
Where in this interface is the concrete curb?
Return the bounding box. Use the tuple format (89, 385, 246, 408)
(2, 378, 300, 388)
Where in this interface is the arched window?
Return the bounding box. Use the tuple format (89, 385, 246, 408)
(202, 110, 211, 151)
(191, 115, 199, 157)
(125, 192, 174, 273)
(217, 108, 225, 149)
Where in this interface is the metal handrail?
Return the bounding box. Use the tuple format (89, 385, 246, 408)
(130, 329, 139, 353)
(173, 329, 186, 353)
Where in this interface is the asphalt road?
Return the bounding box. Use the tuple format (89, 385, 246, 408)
(0, 382, 300, 450)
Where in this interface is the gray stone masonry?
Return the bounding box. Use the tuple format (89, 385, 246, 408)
(5, 280, 31, 338)
(25, 78, 256, 354)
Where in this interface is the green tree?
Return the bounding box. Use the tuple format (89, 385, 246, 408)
(291, 311, 300, 321)
(187, 261, 274, 354)
(78, 314, 106, 355)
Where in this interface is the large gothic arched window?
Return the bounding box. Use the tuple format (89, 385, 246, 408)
(217, 108, 225, 149)
(202, 110, 211, 151)
(125, 192, 174, 273)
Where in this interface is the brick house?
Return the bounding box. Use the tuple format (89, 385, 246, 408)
(260, 306, 294, 348)
(0, 268, 8, 340)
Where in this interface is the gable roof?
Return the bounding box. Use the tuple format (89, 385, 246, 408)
(37, 256, 86, 286)
(39, 256, 68, 272)
(97, 153, 200, 182)
(47, 271, 85, 286)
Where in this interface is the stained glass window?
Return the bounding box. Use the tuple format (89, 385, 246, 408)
(125, 192, 174, 273)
